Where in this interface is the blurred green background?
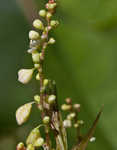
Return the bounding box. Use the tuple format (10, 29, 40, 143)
(0, 0, 117, 149)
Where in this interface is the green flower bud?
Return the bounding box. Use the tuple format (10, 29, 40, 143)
(50, 20, 59, 28)
(39, 10, 46, 17)
(18, 69, 34, 84)
(16, 102, 32, 125)
(34, 64, 40, 69)
(17, 142, 25, 150)
(43, 116, 50, 124)
(48, 95, 56, 104)
(48, 38, 55, 44)
(29, 30, 39, 40)
(32, 52, 40, 63)
(26, 128, 41, 145)
(33, 19, 44, 30)
(61, 104, 72, 111)
(34, 137, 44, 147)
(46, 12, 52, 19)
(34, 95, 40, 103)
(36, 73, 40, 80)
(43, 79, 49, 86)
(27, 144, 35, 150)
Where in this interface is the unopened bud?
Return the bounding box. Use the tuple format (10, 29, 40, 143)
(18, 69, 34, 84)
(46, 3, 57, 10)
(65, 98, 72, 104)
(34, 64, 40, 69)
(46, 12, 52, 19)
(43, 116, 50, 124)
(32, 52, 40, 63)
(34, 138, 44, 147)
(48, 95, 56, 104)
(48, 38, 55, 44)
(50, 20, 59, 28)
(67, 113, 76, 120)
(29, 30, 39, 40)
(27, 144, 34, 150)
(36, 73, 40, 80)
(33, 19, 44, 30)
(17, 142, 25, 150)
(90, 137, 96, 142)
(43, 79, 49, 86)
(78, 120, 84, 125)
(61, 104, 72, 111)
(39, 10, 46, 17)
(34, 95, 40, 103)
(74, 123, 79, 128)
(63, 120, 72, 128)
(73, 104, 80, 110)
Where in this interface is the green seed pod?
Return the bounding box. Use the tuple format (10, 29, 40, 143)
(48, 38, 56, 44)
(27, 144, 35, 150)
(29, 30, 39, 40)
(34, 137, 44, 147)
(48, 95, 56, 104)
(32, 52, 40, 63)
(16, 102, 32, 125)
(50, 20, 59, 28)
(61, 104, 72, 111)
(33, 19, 44, 30)
(34, 95, 40, 103)
(43, 116, 50, 124)
(39, 10, 46, 17)
(26, 128, 41, 145)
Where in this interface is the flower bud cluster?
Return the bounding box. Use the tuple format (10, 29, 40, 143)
(61, 98, 83, 129)
(18, 0, 59, 85)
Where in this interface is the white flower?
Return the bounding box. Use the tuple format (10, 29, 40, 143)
(18, 69, 34, 84)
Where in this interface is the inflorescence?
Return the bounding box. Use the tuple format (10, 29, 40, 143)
(16, 1, 102, 150)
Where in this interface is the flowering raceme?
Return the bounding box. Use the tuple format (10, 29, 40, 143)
(16, 1, 102, 150)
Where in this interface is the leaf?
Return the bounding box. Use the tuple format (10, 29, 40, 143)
(16, 102, 32, 125)
(72, 107, 103, 150)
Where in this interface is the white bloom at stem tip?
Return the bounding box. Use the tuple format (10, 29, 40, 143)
(18, 69, 34, 84)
